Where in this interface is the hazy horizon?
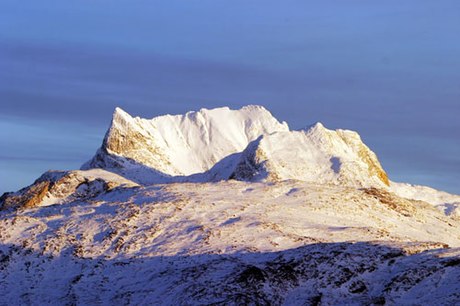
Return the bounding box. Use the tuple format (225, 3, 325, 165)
(1, 1, 459, 194)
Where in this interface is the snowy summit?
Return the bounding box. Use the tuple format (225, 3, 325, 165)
(82, 105, 388, 188)
(1, 105, 460, 305)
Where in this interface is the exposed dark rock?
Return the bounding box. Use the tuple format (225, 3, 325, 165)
(238, 265, 267, 285)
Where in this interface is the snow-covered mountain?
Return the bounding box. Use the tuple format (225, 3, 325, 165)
(82, 105, 389, 188)
(1, 181, 460, 304)
(1, 105, 460, 305)
(230, 123, 389, 188)
(82, 106, 289, 183)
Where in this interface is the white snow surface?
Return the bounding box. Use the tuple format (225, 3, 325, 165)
(81, 105, 460, 207)
(1, 180, 460, 304)
(83, 105, 289, 178)
(2, 105, 460, 304)
(83, 106, 390, 188)
(391, 181, 460, 216)
(232, 123, 389, 188)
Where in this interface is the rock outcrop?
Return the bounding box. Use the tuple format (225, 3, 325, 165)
(0, 169, 137, 210)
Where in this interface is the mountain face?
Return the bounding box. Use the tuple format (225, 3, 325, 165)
(82, 105, 388, 188)
(231, 123, 389, 187)
(82, 106, 289, 183)
(1, 105, 460, 305)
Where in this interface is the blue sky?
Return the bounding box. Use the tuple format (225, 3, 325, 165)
(1, 1, 459, 194)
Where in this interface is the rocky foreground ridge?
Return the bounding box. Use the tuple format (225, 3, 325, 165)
(1, 105, 460, 305)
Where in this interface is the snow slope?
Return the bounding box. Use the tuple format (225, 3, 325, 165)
(391, 182, 460, 216)
(1, 181, 460, 304)
(1, 105, 460, 304)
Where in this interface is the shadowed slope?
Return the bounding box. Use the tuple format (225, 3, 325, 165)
(0, 241, 459, 305)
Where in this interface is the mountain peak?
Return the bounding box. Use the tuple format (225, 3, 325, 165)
(83, 105, 289, 182)
(83, 105, 388, 187)
(241, 104, 269, 112)
(112, 106, 133, 123)
(308, 121, 326, 130)
(114, 106, 129, 116)
(231, 122, 389, 187)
